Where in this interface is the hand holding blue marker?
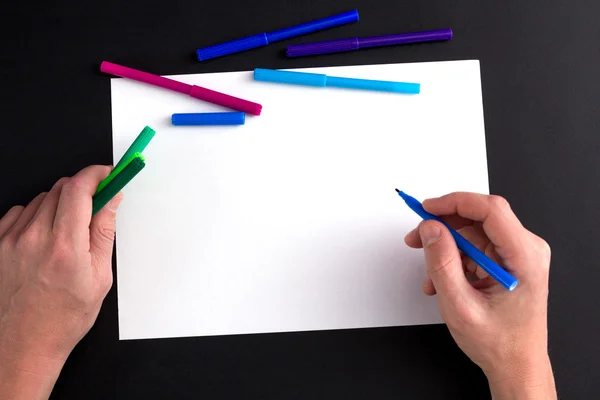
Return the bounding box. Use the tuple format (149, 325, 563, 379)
(396, 190, 519, 291)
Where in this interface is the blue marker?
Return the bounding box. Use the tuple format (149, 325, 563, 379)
(395, 190, 519, 291)
(254, 68, 420, 94)
(196, 10, 359, 61)
(172, 112, 245, 126)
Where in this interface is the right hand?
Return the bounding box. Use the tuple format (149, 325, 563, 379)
(0, 166, 121, 400)
(404, 192, 556, 399)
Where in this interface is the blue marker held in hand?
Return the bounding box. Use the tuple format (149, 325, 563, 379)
(395, 189, 519, 291)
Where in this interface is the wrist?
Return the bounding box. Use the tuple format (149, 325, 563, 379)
(0, 330, 66, 400)
(485, 353, 556, 400)
(0, 352, 65, 400)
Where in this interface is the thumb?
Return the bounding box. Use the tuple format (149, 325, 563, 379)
(419, 220, 473, 302)
(90, 192, 123, 268)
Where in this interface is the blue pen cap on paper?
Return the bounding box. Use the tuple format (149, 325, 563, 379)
(326, 76, 421, 94)
(172, 112, 246, 126)
(197, 33, 268, 61)
(266, 10, 359, 43)
(254, 68, 327, 87)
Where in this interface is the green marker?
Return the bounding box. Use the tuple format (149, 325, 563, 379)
(114, 126, 155, 170)
(96, 151, 143, 194)
(92, 154, 146, 216)
(92, 126, 154, 215)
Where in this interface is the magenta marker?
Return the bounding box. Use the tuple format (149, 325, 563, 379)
(286, 29, 453, 57)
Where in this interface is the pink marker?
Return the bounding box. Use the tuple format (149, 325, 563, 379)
(100, 61, 262, 115)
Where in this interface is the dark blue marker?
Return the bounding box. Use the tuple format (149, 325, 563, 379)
(196, 10, 359, 61)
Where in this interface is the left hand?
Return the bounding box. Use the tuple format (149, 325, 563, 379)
(0, 165, 121, 400)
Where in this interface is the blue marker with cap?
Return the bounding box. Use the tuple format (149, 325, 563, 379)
(196, 10, 359, 61)
(395, 190, 519, 291)
(253, 68, 420, 94)
(172, 112, 245, 126)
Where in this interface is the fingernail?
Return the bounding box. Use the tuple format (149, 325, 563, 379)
(108, 193, 123, 212)
(419, 224, 442, 247)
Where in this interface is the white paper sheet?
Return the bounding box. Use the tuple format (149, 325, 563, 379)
(110, 60, 489, 340)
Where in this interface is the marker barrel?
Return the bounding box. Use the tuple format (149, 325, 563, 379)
(172, 112, 246, 126)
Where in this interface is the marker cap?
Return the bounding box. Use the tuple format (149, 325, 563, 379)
(197, 33, 268, 61)
(287, 38, 359, 57)
(172, 112, 246, 126)
(254, 68, 327, 87)
(266, 10, 359, 43)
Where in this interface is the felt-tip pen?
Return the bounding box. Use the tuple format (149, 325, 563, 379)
(395, 189, 519, 291)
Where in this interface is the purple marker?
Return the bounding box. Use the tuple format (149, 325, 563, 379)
(286, 29, 453, 58)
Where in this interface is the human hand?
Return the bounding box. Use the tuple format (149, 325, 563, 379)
(404, 192, 556, 399)
(0, 166, 121, 400)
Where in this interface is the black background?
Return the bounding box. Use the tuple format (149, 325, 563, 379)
(1, 0, 599, 398)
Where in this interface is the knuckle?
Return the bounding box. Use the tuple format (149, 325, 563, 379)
(94, 223, 116, 244)
(429, 252, 456, 275)
(100, 272, 114, 294)
(0, 206, 25, 234)
(9, 205, 25, 215)
(35, 192, 48, 205)
(63, 176, 86, 192)
(452, 305, 483, 327)
(0, 235, 16, 254)
(16, 226, 43, 250)
(534, 237, 552, 264)
(488, 195, 510, 211)
(53, 177, 70, 190)
(50, 239, 74, 265)
(61, 176, 81, 190)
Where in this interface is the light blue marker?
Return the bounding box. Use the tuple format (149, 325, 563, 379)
(253, 68, 420, 94)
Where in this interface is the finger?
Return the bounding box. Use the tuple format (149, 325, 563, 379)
(405, 215, 475, 249)
(418, 220, 478, 303)
(441, 214, 474, 230)
(90, 192, 122, 279)
(53, 166, 112, 241)
(7, 193, 47, 236)
(30, 177, 69, 230)
(0, 206, 25, 239)
(422, 193, 527, 263)
(411, 222, 492, 276)
(404, 226, 422, 248)
(472, 277, 497, 291)
(456, 225, 490, 254)
(423, 275, 436, 296)
(457, 226, 498, 280)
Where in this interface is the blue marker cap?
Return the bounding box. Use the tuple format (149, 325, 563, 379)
(196, 34, 268, 62)
(266, 10, 359, 43)
(254, 68, 326, 87)
(172, 112, 246, 126)
(327, 76, 420, 94)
